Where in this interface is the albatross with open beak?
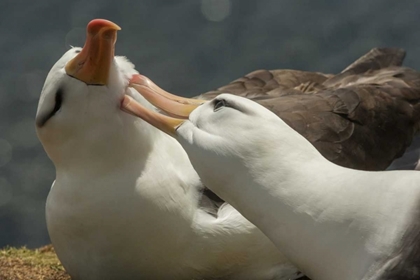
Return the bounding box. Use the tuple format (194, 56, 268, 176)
(36, 19, 299, 280)
(36, 18, 420, 280)
(122, 91, 420, 280)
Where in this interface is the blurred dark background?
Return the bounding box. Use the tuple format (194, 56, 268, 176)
(1, 0, 420, 248)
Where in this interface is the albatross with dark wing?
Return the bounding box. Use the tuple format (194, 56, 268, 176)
(37, 19, 420, 280)
(123, 92, 420, 280)
(129, 47, 420, 172)
(194, 47, 420, 171)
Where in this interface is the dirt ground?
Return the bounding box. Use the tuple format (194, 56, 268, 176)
(0, 245, 69, 280)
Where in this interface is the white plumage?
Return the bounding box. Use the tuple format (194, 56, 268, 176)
(127, 92, 420, 280)
(35, 20, 298, 280)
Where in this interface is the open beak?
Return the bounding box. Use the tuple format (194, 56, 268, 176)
(129, 74, 206, 118)
(65, 19, 121, 85)
(121, 95, 185, 137)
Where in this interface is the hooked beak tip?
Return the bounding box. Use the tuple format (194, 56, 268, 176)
(65, 19, 120, 85)
(87, 19, 121, 33)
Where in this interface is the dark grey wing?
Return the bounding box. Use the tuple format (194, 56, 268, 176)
(196, 69, 332, 100)
(258, 84, 420, 171)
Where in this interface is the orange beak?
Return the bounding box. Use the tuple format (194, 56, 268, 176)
(65, 19, 121, 85)
(121, 95, 185, 137)
(128, 74, 206, 118)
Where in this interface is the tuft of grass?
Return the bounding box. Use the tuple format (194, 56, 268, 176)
(0, 246, 311, 280)
(0, 245, 70, 280)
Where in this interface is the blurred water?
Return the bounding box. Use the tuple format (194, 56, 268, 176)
(1, 0, 420, 248)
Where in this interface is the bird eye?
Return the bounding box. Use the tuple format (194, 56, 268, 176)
(214, 99, 227, 111)
(51, 89, 63, 116)
(36, 88, 64, 127)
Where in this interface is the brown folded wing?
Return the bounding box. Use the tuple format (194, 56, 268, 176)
(197, 48, 420, 171)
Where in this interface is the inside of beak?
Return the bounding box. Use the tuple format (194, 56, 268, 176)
(65, 19, 121, 85)
(121, 95, 184, 137)
(129, 74, 206, 118)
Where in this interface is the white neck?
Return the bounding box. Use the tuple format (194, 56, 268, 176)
(135, 129, 287, 277)
(215, 124, 420, 280)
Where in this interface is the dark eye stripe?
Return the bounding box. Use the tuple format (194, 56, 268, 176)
(214, 99, 227, 111)
(36, 88, 64, 127)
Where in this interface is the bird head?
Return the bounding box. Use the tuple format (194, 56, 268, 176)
(35, 19, 148, 169)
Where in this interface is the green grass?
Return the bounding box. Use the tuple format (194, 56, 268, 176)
(0, 245, 69, 280)
(0, 246, 310, 280)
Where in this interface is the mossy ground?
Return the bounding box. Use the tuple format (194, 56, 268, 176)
(0, 246, 310, 280)
(0, 245, 70, 280)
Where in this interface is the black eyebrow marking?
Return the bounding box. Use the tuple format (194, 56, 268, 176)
(213, 98, 228, 111)
(36, 88, 64, 127)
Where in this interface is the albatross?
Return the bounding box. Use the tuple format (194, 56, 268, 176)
(36, 19, 296, 280)
(36, 18, 420, 279)
(122, 92, 420, 280)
